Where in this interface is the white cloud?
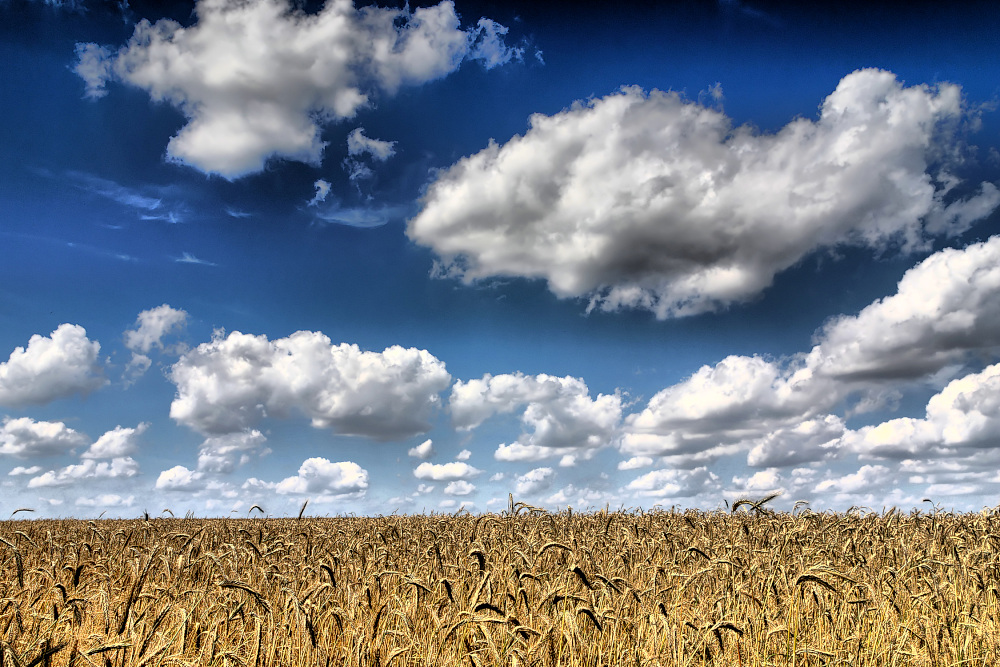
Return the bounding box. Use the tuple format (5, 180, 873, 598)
(76, 494, 135, 508)
(514, 466, 555, 495)
(308, 179, 332, 207)
(156, 465, 206, 491)
(413, 461, 481, 481)
(625, 466, 720, 498)
(76, 0, 518, 178)
(346, 128, 396, 161)
(806, 236, 1000, 382)
(275, 457, 369, 495)
(8, 466, 42, 476)
(0, 417, 88, 458)
(468, 18, 523, 69)
(28, 457, 139, 488)
(408, 439, 435, 459)
(451, 373, 623, 462)
(621, 355, 820, 460)
(455, 448, 472, 461)
(617, 456, 653, 470)
(416, 483, 435, 493)
(408, 69, 999, 319)
(0, 324, 106, 407)
(746, 415, 845, 468)
(815, 465, 890, 495)
(169, 330, 451, 439)
(840, 363, 1000, 459)
(443, 480, 475, 496)
(197, 430, 268, 473)
(83, 422, 149, 459)
(124, 304, 188, 355)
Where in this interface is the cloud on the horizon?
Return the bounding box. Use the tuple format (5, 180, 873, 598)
(274, 457, 369, 496)
(0, 324, 106, 408)
(409, 69, 1000, 319)
(450, 372, 623, 464)
(28, 457, 140, 488)
(169, 330, 451, 440)
(75, 0, 520, 178)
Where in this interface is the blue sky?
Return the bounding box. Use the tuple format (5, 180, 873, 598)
(2, 0, 1000, 518)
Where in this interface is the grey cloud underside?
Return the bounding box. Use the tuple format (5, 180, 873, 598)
(408, 69, 1000, 319)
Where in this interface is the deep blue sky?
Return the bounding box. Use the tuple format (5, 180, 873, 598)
(1, 0, 999, 517)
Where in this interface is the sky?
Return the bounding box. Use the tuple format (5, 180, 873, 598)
(2, 0, 1000, 518)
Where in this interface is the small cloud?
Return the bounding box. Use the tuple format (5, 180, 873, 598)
(347, 128, 396, 161)
(225, 208, 252, 219)
(413, 461, 482, 481)
(174, 252, 217, 266)
(8, 465, 42, 476)
(408, 439, 434, 460)
(618, 456, 653, 470)
(455, 448, 472, 461)
(515, 467, 555, 495)
(308, 179, 332, 207)
(470, 18, 524, 70)
(444, 480, 475, 496)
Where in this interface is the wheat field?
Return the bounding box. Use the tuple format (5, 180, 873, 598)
(1, 499, 998, 666)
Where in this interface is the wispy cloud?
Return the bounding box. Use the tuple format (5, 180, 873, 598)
(174, 252, 217, 266)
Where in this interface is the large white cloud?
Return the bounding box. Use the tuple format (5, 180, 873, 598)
(155, 465, 206, 491)
(451, 373, 622, 463)
(0, 324, 106, 407)
(409, 69, 999, 318)
(806, 236, 1000, 382)
(169, 330, 451, 440)
(275, 457, 369, 495)
(0, 417, 88, 458)
(75, 0, 520, 178)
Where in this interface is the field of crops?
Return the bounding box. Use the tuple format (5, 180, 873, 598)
(1, 499, 998, 666)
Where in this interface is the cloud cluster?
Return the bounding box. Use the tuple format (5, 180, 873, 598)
(124, 305, 188, 383)
(620, 235, 1000, 470)
(409, 69, 999, 318)
(450, 372, 622, 464)
(274, 457, 369, 496)
(0, 324, 105, 407)
(169, 330, 451, 440)
(0, 417, 88, 458)
(197, 430, 268, 473)
(75, 0, 520, 178)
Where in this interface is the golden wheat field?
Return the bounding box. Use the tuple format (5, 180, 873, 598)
(1, 499, 998, 667)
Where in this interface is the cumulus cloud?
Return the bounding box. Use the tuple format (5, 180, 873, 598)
(408, 439, 435, 459)
(840, 363, 1000, 460)
(275, 457, 369, 495)
(28, 457, 139, 488)
(413, 461, 481, 481)
(806, 236, 1000, 382)
(621, 355, 821, 460)
(76, 0, 519, 178)
(409, 69, 999, 319)
(625, 466, 720, 498)
(169, 330, 451, 440)
(814, 464, 890, 495)
(514, 467, 555, 495)
(8, 465, 42, 476)
(746, 415, 845, 468)
(197, 430, 268, 473)
(455, 449, 472, 461)
(0, 324, 106, 407)
(444, 480, 475, 495)
(451, 373, 623, 462)
(0, 417, 88, 458)
(124, 304, 188, 355)
(76, 494, 135, 508)
(82, 422, 148, 459)
(155, 465, 205, 491)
